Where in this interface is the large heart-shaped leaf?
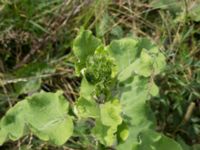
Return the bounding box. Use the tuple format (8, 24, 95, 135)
(107, 38, 139, 73)
(0, 91, 73, 146)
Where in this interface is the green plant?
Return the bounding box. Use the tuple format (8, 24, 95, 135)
(0, 29, 197, 149)
(73, 29, 182, 149)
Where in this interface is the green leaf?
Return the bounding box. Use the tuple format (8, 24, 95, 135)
(75, 97, 100, 118)
(134, 48, 165, 77)
(0, 91, 73, 146)
(120, 76, 154, 124)
(92, 100, 122, 146)
(15, 62, 55, 77)
(117, 76, 156, 149)
(92, 119, 117, 146)
(107, 38, 139, 73)
(133, 50, 154, 77)
(136, 129, 182, 150)
(75, 78, 99, 118)
(117, 47, 166, 149)
(118, 48, 165, 81)
(151, 48, 166, 75)
(149, 81, 159, 97)
(14, 79, 41, 95)
(25, 91, 73, 145)
(100, 99, 122, 126)
(79, 78, 95, 99)
(73, 30, 102, 73)
(117, 62, 136, 82)
(14, 62, 55, 94)
(117, 122, 129, 142)
(137, 38, 156, 51)
(0, 130, 7, 146)
(0, 101, 27, 143)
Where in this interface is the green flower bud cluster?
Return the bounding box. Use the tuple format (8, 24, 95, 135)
(85, 53, 113, 84)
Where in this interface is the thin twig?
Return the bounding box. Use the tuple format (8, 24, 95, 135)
(0, 78, 12, 107)
(1, 71, 72, 86)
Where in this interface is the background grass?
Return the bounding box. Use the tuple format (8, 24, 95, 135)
(0, 0, 200, 149)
